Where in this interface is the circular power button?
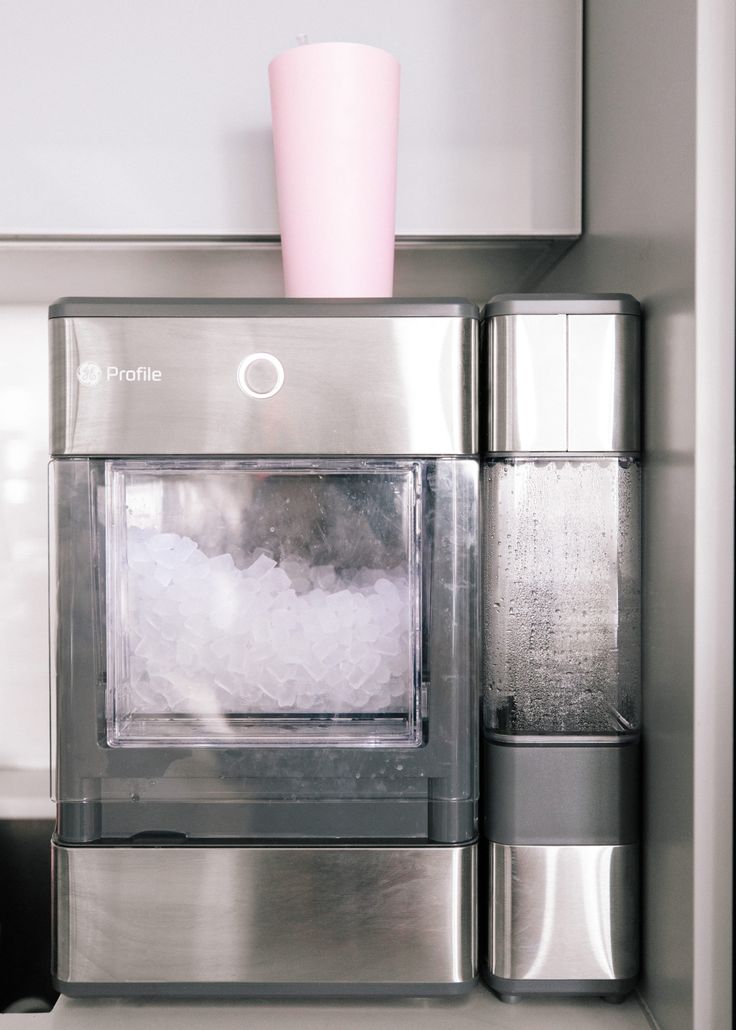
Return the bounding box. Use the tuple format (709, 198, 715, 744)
(236, 353, 285, 399)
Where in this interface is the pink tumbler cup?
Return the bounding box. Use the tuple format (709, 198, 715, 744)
(269, 42, 400, 298)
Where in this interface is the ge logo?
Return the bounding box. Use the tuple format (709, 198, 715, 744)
(76, 362, 103, 387)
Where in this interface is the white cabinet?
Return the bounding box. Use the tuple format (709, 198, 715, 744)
(0, 0, 580, 237)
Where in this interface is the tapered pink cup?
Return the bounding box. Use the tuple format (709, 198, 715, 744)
(269, 42, 400, 297)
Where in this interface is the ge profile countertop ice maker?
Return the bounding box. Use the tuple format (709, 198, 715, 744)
(49, 297, 479, 997)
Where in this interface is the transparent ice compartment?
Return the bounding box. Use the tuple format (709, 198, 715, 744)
(106, 460, 422, 747)
(482, 457, 641, 735)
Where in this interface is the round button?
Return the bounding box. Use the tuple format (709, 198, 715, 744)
(236, 353, 285, 399)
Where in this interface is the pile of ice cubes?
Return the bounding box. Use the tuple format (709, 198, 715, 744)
(122, 527, 412, 715)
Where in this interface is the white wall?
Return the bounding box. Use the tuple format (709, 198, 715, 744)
(0, 307, 50, 769)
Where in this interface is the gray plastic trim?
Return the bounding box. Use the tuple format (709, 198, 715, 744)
(482, 293, 641, 317)
(483, 736, 640, 845)
(51, 833, 476, 851)
(482, 971, 638, 998)
(428, 798, 477, 843)
(49, 297, 479, 319)
(57, 797, 478, 845)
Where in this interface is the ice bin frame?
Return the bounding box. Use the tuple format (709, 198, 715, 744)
(104, 459, 424, 749)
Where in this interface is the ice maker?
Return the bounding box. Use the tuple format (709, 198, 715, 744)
(49, 297, 479, 996)
(480, 294, 642, 1001)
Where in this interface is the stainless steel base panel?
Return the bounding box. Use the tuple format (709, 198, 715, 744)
(484, 841, 638, 996)
(53, 841, 477, 996)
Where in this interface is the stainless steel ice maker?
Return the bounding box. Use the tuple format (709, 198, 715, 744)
(49, 298, 480, 997)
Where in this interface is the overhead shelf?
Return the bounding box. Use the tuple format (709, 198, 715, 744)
(0, 1, 580, 240)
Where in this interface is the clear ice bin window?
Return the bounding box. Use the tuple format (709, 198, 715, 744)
(482, 457, 641, 736)
(52, 456, 477, 838)
(104, 460, 422, 747)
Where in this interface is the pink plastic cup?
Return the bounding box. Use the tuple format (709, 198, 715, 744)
(269, 42, 400, 298)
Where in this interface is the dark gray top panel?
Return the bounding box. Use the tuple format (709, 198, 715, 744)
(483, 735, 640, 845)
(482, 293, 641, 318)
(50, 297, 478, 319)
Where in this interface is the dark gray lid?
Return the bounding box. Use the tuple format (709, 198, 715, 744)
(483, 293, 641, 318)
(49, 297, 478, 319)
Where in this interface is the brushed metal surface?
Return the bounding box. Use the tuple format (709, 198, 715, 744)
(487, 313, 639, 453)
(491, 314, 568, 451)
(488, 842, 638, 981)
(54, 842, 476, 986)
(50, 315, 477, 456)
(567, 314, 640, 452)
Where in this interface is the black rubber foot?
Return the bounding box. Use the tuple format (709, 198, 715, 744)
(496, 992, 523, 1003)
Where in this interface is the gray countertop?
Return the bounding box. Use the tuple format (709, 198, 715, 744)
(1, 987, 653, 1029)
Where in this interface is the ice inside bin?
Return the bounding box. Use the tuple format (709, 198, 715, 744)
(106, 461, 421, 746)
(483, 457, 641, 735)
